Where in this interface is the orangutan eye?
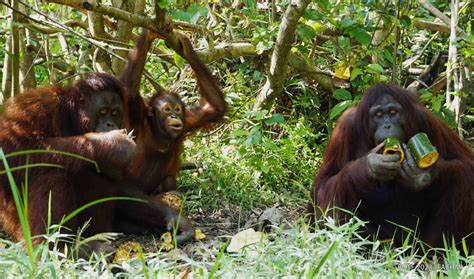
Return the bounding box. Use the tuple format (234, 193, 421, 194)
(111, 110, 119, 116)
(100, 108, 108, 115)
(390, 109, 397, 115)
(175, 105, 182, 113)
(163, 104, 172, 113)
(376, 111, 383, 117)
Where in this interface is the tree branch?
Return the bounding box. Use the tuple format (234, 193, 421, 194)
(253, 0, 311, 110)
(46, 0, 187, 62)
(418, 0, 467, 37)
(47, 0, 157, 32)
(195, 42, 258, 64)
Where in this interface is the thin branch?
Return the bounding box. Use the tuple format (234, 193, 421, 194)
(47, 0, 168, 37)
(414, 20, 451, 34)
(46, 0, 187, 61)
(174, 20, 213, 38)
(402, 31, 439, 70)
(418, 0, 467, 37)
(8, 1, 125, 62)
(195, 42, 258, 64)
(23, 19, 88, 34)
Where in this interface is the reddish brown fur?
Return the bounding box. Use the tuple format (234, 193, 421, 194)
(309, 83, 474, 250)
(0, 73, 131, 242)
(120, 30, 227, 194)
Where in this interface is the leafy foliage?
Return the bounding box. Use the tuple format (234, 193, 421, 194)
(0, 0, 472, 276)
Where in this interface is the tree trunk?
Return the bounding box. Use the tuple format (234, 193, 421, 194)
(111, 0, 137, 74)
(87, 1, 113, 73)
(11, 0, 20, 97)
(1, 31, 12, 104)
(19, 30, 37, 90)
(19, 4, 36, 90)
(445, 0, 462, 136)
(253, 0, 311, 110)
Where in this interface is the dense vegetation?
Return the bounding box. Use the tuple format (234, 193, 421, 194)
(0, 0, 473, 277)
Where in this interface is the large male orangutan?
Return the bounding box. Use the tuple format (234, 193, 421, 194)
(309, 83, 474, 250)
(119, 30, 227, 243)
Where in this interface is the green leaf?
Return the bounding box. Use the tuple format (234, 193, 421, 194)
(263, 140, 278, 151)
(226, 92, 240, 101)
(330, 100, 353, 119)
(265, 114, 284, 125)
(337, 36, 350, 51)
(170, 4, 208, 23)
(350, 68, 362, 81)
(157, 0, 172, 9)
(246, 110, 268, 120)
(465, 115, 474, 122)
(383, 49, 394, 63)
(245, 127, 262, 146)
(260, 162, 270, 173)
(252, 71, 263, 81)
(352, 28, 371, 46)
(341, 18, 356, 29)
(174, 53, 185, 68)
(231, 128, 247, 137)
(303, 9, 322, 20)
(333, 89, 352, 101)
(297, 24, 316, 40)
(399, 15, 411, 28)
(256, 40, 273, 54)
(367, 63, 384, 73)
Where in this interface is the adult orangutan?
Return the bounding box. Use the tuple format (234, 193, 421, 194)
(308, 83, 474, 250)
(0, 73, 192, 248)
(118, 30, 227, 243)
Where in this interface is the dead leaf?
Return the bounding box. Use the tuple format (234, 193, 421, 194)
(256, 205, 282, 231)
(178, 267, 192, 279)
(227, 228, 267, 253)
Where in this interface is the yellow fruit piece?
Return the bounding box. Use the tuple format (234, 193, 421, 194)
(113, 241, 142, 263)
(161, 192, 183, 210)
(417, 151, 439, 168)
(194, 229, 206, 241)
(159, 232, 174, 251)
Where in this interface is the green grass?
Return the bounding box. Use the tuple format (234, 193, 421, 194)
(0, 149, 147, 277)
(0, 125, 473, 277)
(0, 215, 472, 277)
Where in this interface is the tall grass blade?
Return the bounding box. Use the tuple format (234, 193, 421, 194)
(5, 149, 99, 172)
(0, 148, 36, 272)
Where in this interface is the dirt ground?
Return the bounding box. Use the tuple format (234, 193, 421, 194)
(114, 203, 304, 262)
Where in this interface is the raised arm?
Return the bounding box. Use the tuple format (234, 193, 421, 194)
(174, 33, 228, 133)
(120, 29, 159, 100)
